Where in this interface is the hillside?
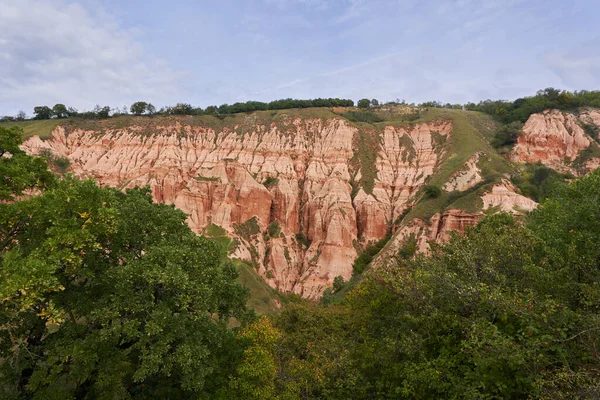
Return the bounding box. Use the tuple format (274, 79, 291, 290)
(9, 105, 600, 299)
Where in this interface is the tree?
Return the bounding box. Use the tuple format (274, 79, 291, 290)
(52, 103, 68, 118)
(16, 111, 27, 121)
(33, 106, 52, 120)
(371, 99, 379, 107)
(94, 105, 111, 119)
(66, 107, 78, 117)
(226, 317, 281, 400)
(168, 103, 194, 115)
(357, 99, 371, 109)
(130, 101, 149, 115)
(0, 161, 250, 397)
(146, 103, 156, 115)
(0, 126, 55, 202)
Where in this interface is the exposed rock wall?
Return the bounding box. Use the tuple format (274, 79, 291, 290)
(22, 117, 451, 298)
(372, 209, 484, 268)
(512, 110, 591, 171)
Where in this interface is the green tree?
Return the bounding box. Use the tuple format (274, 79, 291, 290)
(16, 111, 27, 121)
(130, 101, 149, 115)
(527, 169, 600, 306)
(357, 99, 371, 109)
(33, 106, 52, 120)
(371, 99, 379, 106)
(146, 103, 156, 115)
(226, 317, 281, 400)
(0, 126, 55, 202)
(52, 104, 68, 118)
(0, 176, 250, 397)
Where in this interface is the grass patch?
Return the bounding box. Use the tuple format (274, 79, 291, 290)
(351, 128, 380, 195)
(234, 217, 261, 239)
(232, 259, 285, 315)
(0, 119, 63, 140)
(341, 110, 384, 123)
(267, 221, 281, 238)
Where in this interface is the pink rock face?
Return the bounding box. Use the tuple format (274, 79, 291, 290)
(512, 110, 590, 169)
(443, 152, 483, 192)
(354, 121, 452, 242)
(373, 209, 483, 268)
(22, 117, 452, 298)
(481, 181, 538, 214)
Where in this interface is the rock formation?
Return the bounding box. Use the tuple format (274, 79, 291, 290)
(22, 116, 450, 298)
(20, 107, 600, 298)
(512, 110, 591, 172)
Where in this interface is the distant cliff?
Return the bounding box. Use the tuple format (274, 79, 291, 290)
(21, 107, 600, 297)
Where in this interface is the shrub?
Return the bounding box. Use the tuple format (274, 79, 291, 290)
(423, 185, 442, 199)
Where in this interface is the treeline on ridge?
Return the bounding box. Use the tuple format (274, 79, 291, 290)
(3, 89, 600, 126)
(0, 98, 355, 122)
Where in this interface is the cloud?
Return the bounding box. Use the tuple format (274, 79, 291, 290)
(543, 40, 600, 90)
(0, 0, 188, 115)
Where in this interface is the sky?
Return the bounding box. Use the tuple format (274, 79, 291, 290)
(1, 0, 599, 116)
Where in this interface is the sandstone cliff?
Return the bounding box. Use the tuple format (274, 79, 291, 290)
(21, 107, 600, 298)
(512, 109, 600, 173)
(22, 114, 450, 298)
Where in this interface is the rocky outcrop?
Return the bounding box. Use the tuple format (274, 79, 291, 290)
(373, 209, 483, 268)
(481, 181, 538, 214)
(443, 152, 483, 191)
(22, 116, 451, 298)
(512, 110, 590, 171)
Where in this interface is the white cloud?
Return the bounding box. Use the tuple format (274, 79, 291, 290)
(544, 41, 600, 90)
(0, 0, 188, 115)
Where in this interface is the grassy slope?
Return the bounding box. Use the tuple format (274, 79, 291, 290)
(399, 108, 513, 221)
(0, 119, 62, 139)
(204, 224, 284, 315)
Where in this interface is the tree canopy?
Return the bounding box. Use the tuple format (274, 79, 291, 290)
(0, 128, 251, 398)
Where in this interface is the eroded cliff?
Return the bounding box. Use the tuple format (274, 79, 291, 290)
(23, 113, 450, 298)
(21, 107, 600, 298)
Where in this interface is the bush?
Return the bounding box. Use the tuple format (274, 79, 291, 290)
(267, 221, 281, 238)
(263, 176, 279, 188)
(423, 185, 442, 199)
(357, 99, 371, 109)
(492, 121, 523, 148)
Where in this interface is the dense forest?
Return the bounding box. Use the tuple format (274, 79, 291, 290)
(1, 111, 599, 399)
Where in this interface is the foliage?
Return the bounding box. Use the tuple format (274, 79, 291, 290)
(466, 88, 600, 123)
(235, 217, 262, 239)
(130, 101, 151, 115)
(267, 221, 281, 238)
(295, 232, 310, 248)
(332, 276, 345, 292)
(0, 126, 55, 201)
(511, 163, 569, 202)
(491, 121, 523, 149)
(51, 104, 68, 119)
(423, 184, 442, 199)
(263, 176, 279, 188)
(33, 106, 52, 120)
(0, 135, 251, 397)
(226, 317, 281, 400)
(357, 98, 371, 109)
(267, 172, 600, 398)
(352, 231, 391, 275)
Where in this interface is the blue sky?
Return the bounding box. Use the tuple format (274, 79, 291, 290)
(1, 0, 599, 115)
